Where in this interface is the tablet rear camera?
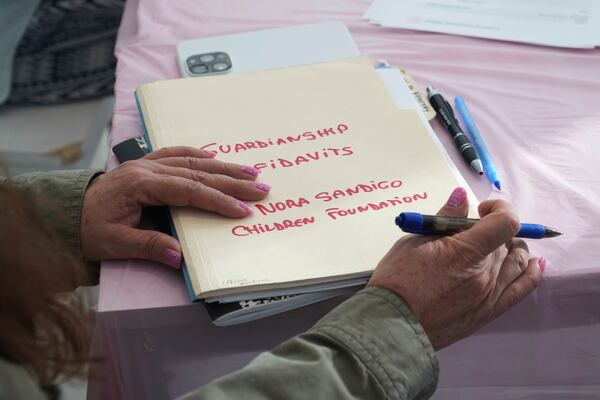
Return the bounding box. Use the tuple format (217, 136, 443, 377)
(190, 65, 209, 74)
(212, 62, 229, 71)
(199, 54, 216, 63)
(187, 52, 232, 75)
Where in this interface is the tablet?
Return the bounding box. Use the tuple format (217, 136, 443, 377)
(176, 21, 360, 77)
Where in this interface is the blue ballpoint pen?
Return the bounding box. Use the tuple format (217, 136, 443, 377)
(395, 212, 562, 239)
(454, 96, 502, 190)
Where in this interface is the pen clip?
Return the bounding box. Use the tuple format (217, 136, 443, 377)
(444, 99, 456, 118)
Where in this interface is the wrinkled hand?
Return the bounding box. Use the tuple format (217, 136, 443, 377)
(81, 147, 271, 268)
(368, 188, 544, 350)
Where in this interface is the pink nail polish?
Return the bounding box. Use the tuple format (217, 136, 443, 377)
(241, 165, 259, 176)
(164, 249, 181, 269)
(255, 182, 271, 192)
(446, 187, 467, 208)
(206, 150, 217, 157)
(239, 202, 254, 215)
(538, 257, 546, 273)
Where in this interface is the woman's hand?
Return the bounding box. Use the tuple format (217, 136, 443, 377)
(368, 188, 544, 350)
(80, 147, 271, 268)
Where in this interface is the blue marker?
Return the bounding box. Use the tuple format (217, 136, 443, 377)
(395, 212, 562, 239)
(454, 96, 502, 190)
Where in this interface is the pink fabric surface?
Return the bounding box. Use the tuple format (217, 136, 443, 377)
(92, 0, 600, 398)
(103, 0, 600, 312)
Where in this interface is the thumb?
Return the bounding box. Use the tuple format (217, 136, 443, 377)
(113, 226, 182, 269)
(436, 187, 469, 218)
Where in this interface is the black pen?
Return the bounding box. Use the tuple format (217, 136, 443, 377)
(426, 86, 483, 175)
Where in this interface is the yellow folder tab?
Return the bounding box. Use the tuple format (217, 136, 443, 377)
(136, 57, 473, 299)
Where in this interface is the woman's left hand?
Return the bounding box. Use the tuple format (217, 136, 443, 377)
(80, 146, 271, 269)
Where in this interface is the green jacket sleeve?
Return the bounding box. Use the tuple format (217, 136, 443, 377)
(180, 286, 439, 400)
(2, 169, 102, 265)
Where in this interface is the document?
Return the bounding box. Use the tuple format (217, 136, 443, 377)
(364, 0, 600, 49)
(136, 57, 475, 300)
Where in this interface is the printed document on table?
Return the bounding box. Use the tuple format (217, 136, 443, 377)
(363, 0, 599, 49)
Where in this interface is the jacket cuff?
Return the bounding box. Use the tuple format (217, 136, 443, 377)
(311, 286, 439, 399)
(6, 169, 103, 263)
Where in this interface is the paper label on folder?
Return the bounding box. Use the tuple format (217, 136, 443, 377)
(399, 68, 436, 120)
(136, 57, 472, 298)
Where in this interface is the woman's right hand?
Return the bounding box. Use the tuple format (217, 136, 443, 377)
(368, 188, 544, 350)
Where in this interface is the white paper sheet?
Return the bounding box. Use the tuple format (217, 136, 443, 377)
(363, 0, 599, 49)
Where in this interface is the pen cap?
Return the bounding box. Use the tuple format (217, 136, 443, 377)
(517, 224, 546, 239)
(395, 212, 424, 230)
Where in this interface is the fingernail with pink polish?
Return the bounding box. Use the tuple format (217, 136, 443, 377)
(164, 248, 181, 269)
(538, 257, 546, 273)
(206, 150, 217, 157)
(240, 165, 259, 176)
(255, 182, 271, 192)
(239, 202, 254, 215)
(446, 187, 467, 208)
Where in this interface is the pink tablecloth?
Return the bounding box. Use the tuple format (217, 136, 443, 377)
(91, 0, 600, 398)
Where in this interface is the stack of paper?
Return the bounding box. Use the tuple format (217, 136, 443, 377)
(364, 0, 600, 49)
